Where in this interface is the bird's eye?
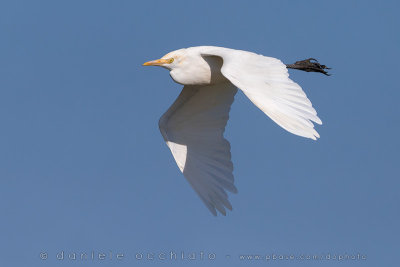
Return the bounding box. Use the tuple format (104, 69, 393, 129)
(168, 58, 174, 64)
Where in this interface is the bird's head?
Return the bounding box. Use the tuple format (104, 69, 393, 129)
(142, 49, 186, 70)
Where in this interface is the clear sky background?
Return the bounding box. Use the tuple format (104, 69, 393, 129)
(1, 1, 399, 266)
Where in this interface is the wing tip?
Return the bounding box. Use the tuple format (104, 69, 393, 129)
(313, 117, 323, 125)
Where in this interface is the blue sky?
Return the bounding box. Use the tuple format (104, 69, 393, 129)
(1, 0, 399, 266)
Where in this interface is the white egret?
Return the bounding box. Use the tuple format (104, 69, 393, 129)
(143, 46, 329, 216)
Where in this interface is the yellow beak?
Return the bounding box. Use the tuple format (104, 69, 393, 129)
(142, 58, 170, 66)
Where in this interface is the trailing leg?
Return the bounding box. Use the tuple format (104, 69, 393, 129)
(286, 58, 331, 76)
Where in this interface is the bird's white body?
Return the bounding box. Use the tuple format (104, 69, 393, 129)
(143, 46, 322, 216)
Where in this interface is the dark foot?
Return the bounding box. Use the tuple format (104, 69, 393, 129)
(286, 58, 331, 76)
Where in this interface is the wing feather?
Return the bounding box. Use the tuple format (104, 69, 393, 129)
(201, 47, 322, 140)
(159, 83, 238, 216)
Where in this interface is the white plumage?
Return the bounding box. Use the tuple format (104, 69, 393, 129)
(143, 46, 322, 216)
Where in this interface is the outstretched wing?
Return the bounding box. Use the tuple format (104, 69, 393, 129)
(159, 82, 238, 216)
(201, 47, 322, 140)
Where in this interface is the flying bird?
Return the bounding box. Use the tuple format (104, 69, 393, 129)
(143, 46, 330, 216)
